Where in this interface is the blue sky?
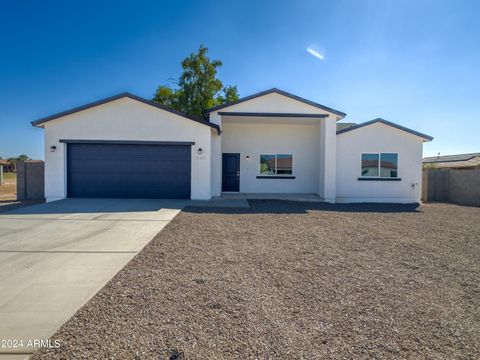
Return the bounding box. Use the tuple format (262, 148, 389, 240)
(1, 0, 479, 159)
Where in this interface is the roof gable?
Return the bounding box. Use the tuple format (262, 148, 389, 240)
(336, 118, 433, 141)
(204, 88, 346, 118)
(31, 93, 221, 134)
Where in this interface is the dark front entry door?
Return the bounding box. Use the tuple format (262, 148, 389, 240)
(222, 153, 240, 192)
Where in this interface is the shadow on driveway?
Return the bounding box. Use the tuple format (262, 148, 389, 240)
(0, 199, 45, 213)
(185, 199, 422, 214)
(1, 198, 190, 215)
(1, 198, 422, 217)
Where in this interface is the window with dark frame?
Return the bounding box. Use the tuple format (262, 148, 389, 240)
(361, 153, 398, 178)
(260, 154, 292, 176)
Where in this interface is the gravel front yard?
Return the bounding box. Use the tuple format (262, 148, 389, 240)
(34, 202, 479, 359)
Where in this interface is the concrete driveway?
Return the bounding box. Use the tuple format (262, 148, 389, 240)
(0, 198, 188, 358)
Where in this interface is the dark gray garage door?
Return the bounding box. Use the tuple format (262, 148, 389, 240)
(67, 142, 191, 199)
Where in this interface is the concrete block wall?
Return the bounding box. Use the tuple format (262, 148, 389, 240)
(424, 168, 480, 206)
(16, 161, 45, 201)
(448, 168, 480, 206)
(426, 169, 449, 202)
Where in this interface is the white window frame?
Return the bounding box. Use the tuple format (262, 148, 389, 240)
(259, 154, 294, 176)
(360, 152, 399, 178)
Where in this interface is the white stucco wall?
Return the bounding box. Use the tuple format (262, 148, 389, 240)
(211, 91, 341, 197)
(42, 97, 213, 201)
(221, 122, 320, 193)
(336, 123, 425, 203)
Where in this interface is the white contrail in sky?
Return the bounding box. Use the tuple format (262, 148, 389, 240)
(307, 47, 324, 60)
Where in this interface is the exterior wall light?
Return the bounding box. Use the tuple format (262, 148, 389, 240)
(197, 148, 203, 155)
(246, 155, 251, 160)
(50, 146, 57, 152)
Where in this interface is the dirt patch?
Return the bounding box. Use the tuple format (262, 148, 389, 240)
(0, 173, 16, 200)
(33, 202, 480, 359)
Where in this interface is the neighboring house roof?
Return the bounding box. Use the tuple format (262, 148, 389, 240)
(362, 159, 397, 169)
(31, 93, 222, 135)
(276, 157, 292, 169)
(423, 153, 480, 169)
(0, 159, 9, 166)
(263, 157, 293, 171)
(336, 118, 433, 141)
(423, 152, 480, 163)
(203, 88, 347, 118)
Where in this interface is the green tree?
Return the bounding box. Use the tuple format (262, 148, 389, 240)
(5, 155, 30, 172)
(153, 45, 239, 117)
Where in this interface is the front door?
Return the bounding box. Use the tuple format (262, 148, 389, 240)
(222, 153, 240, 192)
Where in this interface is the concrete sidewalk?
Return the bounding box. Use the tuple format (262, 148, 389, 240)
(0, 198, 187, 357)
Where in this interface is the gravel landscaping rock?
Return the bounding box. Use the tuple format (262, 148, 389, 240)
(33, 201, 480, 359)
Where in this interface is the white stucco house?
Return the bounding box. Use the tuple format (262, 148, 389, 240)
(32, 88, 432, 203)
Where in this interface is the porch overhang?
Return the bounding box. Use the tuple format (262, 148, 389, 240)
(219, 112, 332, 125)
(218, 112, 329, 118)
